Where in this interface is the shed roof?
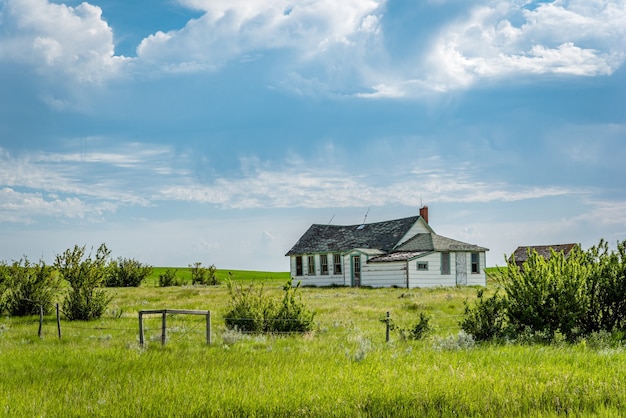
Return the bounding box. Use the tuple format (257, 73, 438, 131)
(285, 216, 420, 256)
(511, 243, 578, 264)
(395, 233, 489, 252)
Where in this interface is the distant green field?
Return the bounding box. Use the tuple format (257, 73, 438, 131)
(144, 267, 290, 287)
(2, 275, 626, 417)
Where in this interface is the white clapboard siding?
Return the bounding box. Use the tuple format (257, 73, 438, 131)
(407, 252, 453, 287)
(361, 261, 407, 288)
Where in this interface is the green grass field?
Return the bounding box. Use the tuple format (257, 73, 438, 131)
(1, 269, 625, 417)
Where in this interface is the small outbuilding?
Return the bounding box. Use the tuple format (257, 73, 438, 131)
(285, 207, 489, 288)
(510, 243, 579, 269)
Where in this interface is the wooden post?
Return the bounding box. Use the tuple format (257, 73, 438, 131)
(386, 311, 390, 343)
(38, 305, 43, 338)
(56, 303, 61, 339)
(206, 311, 211, 345)
(139, 312, 144, 347)
(161, 310, 167, 346)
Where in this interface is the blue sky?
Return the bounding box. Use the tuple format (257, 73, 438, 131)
(1, 0, 625, 271)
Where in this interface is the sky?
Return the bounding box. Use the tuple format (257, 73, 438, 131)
(0, 0, 625, 271)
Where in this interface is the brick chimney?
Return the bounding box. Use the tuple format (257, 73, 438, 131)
(419, 205, 429, 224)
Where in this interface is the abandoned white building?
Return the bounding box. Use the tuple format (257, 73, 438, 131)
(285, 207, 488, 288)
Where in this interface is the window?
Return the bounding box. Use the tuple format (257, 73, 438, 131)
(441, 252, 450, 275)
(471, 252, 480, 274)
(320, 254, 329, 275)
(416, 262, 428, 271)
(295, 256, 303, 276)
(333, 254, 342, 274)
(308, 255, 316, 275)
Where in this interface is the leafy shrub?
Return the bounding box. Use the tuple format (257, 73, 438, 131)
(223, 281, 274, 333)
(461, 239, 626, 344)
(0, 258, 61, 316)
(223, 279, 315, 334)
(54, 244, 112, 321)
(106, 258, 153, 287)
(158, 269, 183, 287)
(503, 247, 590, 341)
(460, 289, 509, 341)
(189, 262, 219, 286)
(272, 281, 315, 333)
(407, 312, 433, 340)
(584, 239, 626, 334)
(381, 311, 432, 341)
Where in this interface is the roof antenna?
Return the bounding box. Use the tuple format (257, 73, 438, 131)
(362, 206, 370, 224)
(328, 214, 335, 224)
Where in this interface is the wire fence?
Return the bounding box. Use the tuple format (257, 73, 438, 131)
(2, 304, 465, 347)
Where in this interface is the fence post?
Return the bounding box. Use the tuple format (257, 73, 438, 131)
(386, 311, 390, 343)
(38, 305, 44, 338)
(161, 310, 167, 346)
(206, 311, 211, 346)
(139, 312, 144, 347)
(56, 303, 61, 339)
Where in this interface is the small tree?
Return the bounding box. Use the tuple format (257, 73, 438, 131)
(106, 258, 153, 287)
(189, 262, 219, 286)
(158, 268, 183, 287)
(54, 244, 112, 321)
(0, 258, 61, 316)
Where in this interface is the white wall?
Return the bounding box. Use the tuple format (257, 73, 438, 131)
(361, 260, 407, 288)
(290, 250, 487, 288)
(407, 251, 486, 287)
(407, 252, 455, 288)
(289, 254, 346, 286)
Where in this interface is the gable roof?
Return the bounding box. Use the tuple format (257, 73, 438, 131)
(511, 243, 578, 264)
(285, 216, 421, 256)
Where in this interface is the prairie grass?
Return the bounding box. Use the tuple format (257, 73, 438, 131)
(1, 272, 625, 417)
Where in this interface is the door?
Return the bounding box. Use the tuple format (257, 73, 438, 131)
(456, 252, 467, 285)
(352, 255, 361, 287)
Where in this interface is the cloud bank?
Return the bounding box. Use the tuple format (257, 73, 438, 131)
(1, 0, 624, 95)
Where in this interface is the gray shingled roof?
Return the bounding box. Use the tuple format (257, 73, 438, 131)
(511, 243, 578, 264)
(285, 216, 420, 256)
(395, 233, 488, 252)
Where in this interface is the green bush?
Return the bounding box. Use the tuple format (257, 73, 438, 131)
(502, 247, 590, 341)
(382, 311, 432, 341)
(189, 262, 219, 286)
(158, 268, 183, 287)
(0, 258, 61, 316)
(407, 312, 433, 340)
(223, 281, 273, 333)
(585, 239, 626, 333)
(106, 258, 153, 287)
(272, 281, 315, 333)
(54, 244, 112, 321)
(461, 240, 626, 343)
(223, 279, 315, 334)
(460, 289, 508, 341)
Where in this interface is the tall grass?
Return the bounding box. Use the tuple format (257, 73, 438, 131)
(1, 276, 626, 417)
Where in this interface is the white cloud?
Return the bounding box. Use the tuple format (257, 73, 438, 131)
(422, 0, 626, 91)
(0, 0, 128, 83)
(0, 187, 116, 223)
(158, 157, 574, 209)
(0, 144, 173, 223)
(137, 0, 384, 72)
